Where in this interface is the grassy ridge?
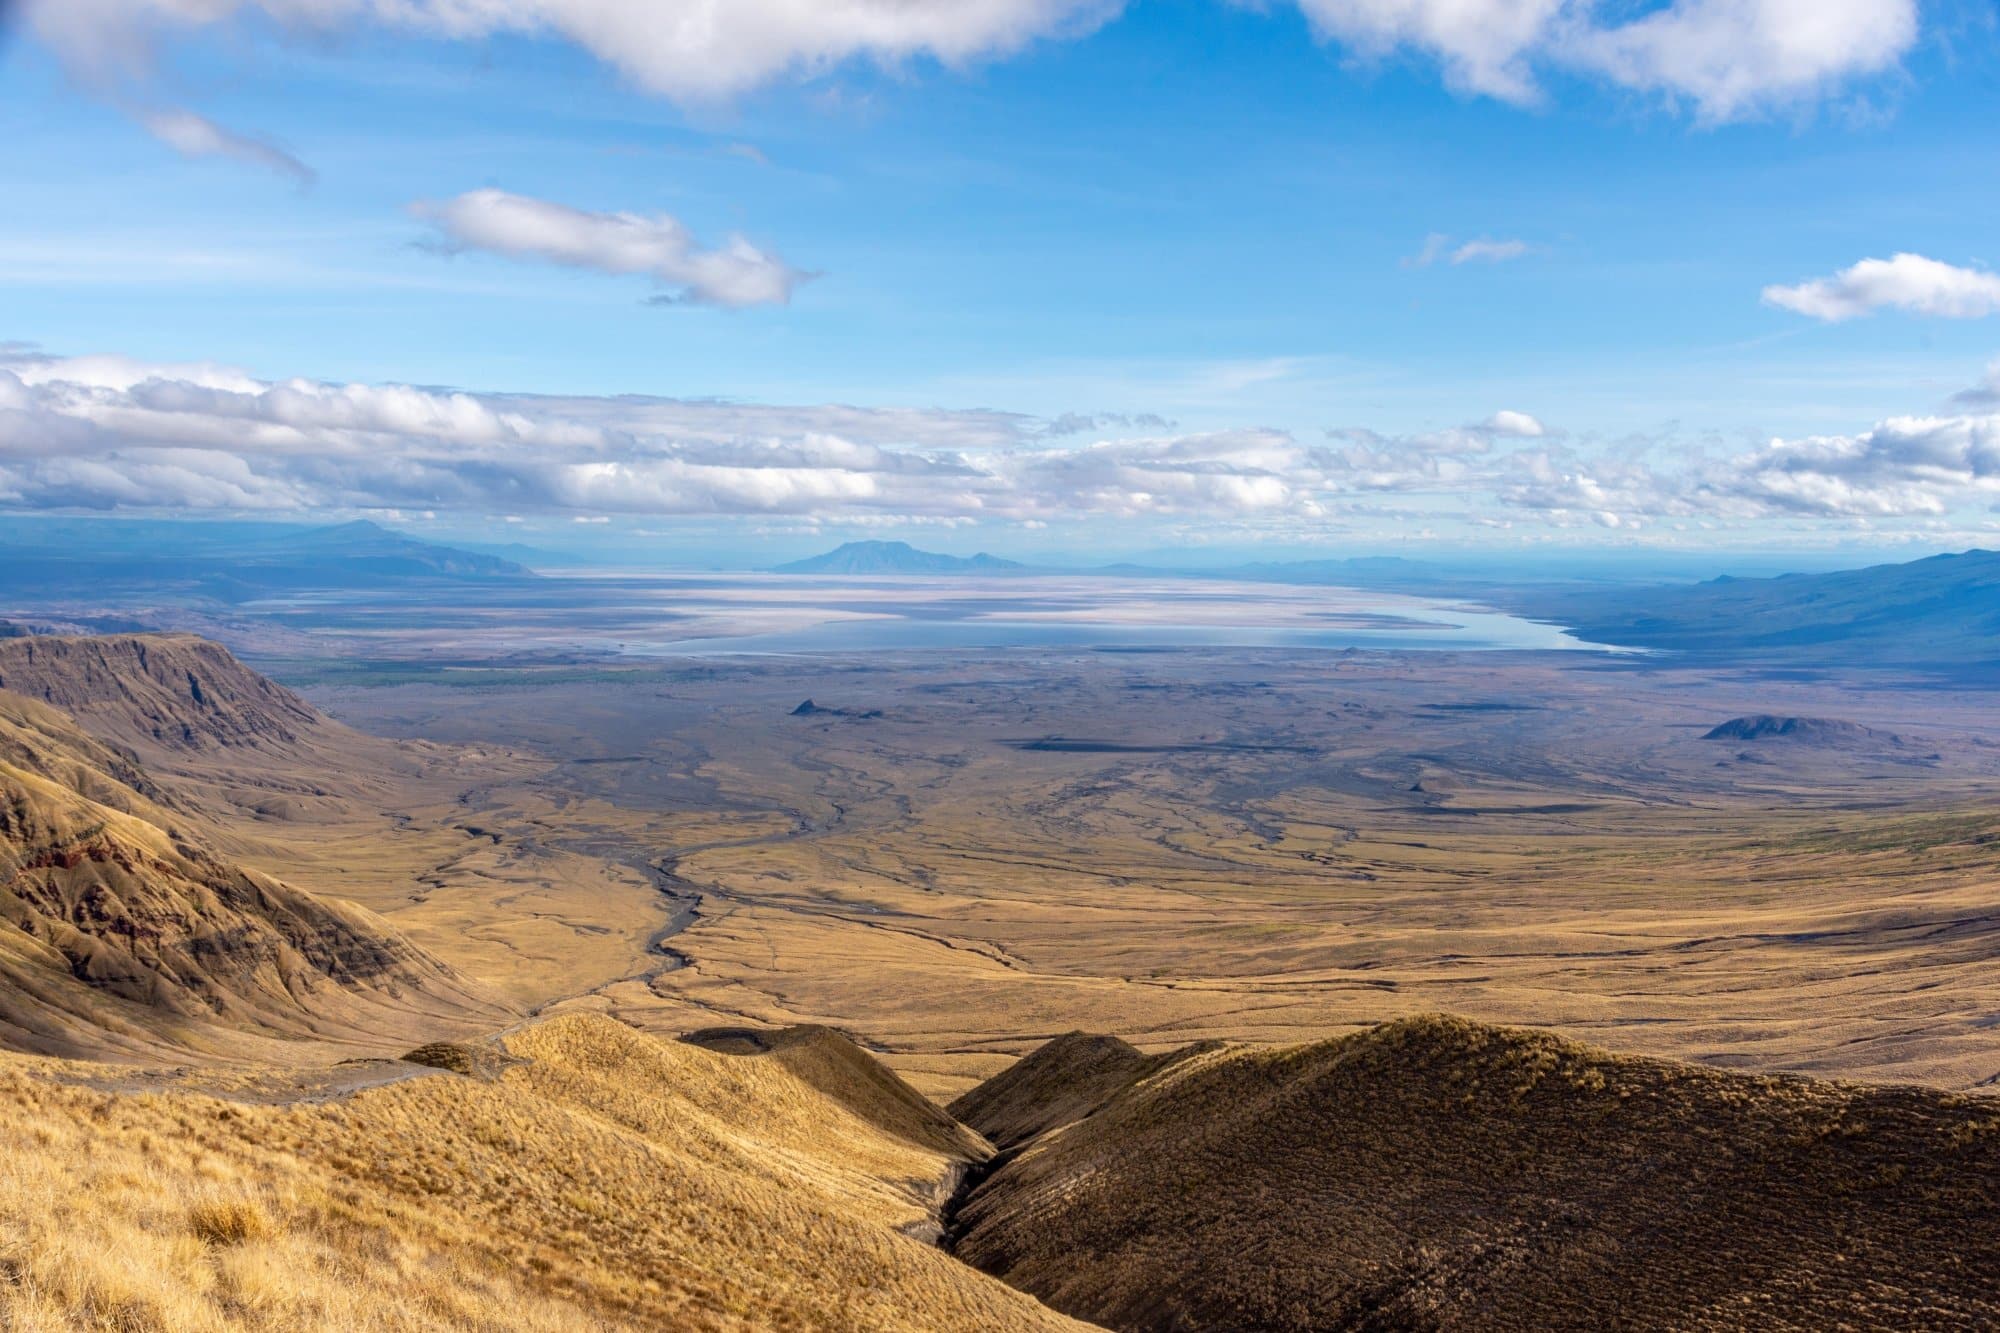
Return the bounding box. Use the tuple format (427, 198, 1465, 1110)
(955, 1015, 2000, 1330)
(0, 1014, 1084, 1332)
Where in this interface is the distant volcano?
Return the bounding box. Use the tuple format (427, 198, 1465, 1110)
(774, 540, 1026, 575)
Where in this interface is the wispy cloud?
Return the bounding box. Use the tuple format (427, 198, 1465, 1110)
(1406, 233, 1534, 268)
(1764, 254, 2000, 322)
(414, 189, 807, 308)
(141, 108, 314, 185)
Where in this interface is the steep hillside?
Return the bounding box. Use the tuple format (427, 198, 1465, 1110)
(953, 1015, 2000, 1331)
(685, 1024, 988, 1164)
(0, 633, 324, 753)
(0, 688, 504, 1059)
(0, 1013, 1085, 1332)
(948, 1031, 1216, 1150)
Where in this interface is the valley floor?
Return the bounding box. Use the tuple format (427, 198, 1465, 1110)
(303, 648, 2000, 1097)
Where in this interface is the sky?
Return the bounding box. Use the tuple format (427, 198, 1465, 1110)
(2, 0, 1999, 566)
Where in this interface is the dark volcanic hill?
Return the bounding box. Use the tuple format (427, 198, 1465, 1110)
(1703, 715, 1893, 745)
(1531, 548, 2000, 664)
(775, 540, 1027, 575)
(951, 1015, 2000, 1331)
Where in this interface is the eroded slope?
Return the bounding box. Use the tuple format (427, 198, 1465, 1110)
(0, 688, 504, 1060)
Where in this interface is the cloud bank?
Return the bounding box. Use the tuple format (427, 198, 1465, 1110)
(416, 190, 805, 308)
(5, 347, 1997, 535)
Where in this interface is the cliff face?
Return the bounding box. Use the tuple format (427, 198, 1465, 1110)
(0, 633, 323, 752)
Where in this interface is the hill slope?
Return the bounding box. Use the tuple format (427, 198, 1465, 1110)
(952, 1015, 2000, 1331)
(776, 540, 1027, 575)
(0, 1013, 1085, 1331)
(0, 688, 504, 1059)
(948, 1031, 1216, 1150)
(1532, 548, 2000, 663)
(0, 633, 324, 752)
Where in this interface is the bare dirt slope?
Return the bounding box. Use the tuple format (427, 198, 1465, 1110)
(0, 1012, 1086, 1332)
(952, 1015, 2000, 1331)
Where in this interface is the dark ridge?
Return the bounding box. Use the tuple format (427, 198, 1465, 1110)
(775, 540, 1027, 576)
(1703, 715, 1892, 745)
(952, 1014, 2000, 1332)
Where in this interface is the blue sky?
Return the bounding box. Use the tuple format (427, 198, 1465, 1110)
(2, 1, 1999, 564)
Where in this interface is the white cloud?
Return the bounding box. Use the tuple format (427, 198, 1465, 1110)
(1289, 0, 1916, 120)
(7, 344, 2000, 535)
(1763, 254, 2000, 322)
(24, 0, 1123, 102)
(141, 108, 314, 183)
(1721, 416, 2000, 516)
(1290, 0, 1565, 104)
(1482, 410, 1545, 437)
(23, 0, 1913, 122)
(1561, 0, 1918, 125)
(416, 189, 804, 308)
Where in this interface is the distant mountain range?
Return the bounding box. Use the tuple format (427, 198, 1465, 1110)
(1528, 548, 2000, 663)
(775, 540, 1027, 575)
(0, 518, 530, 604)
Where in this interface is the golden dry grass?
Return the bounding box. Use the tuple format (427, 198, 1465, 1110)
(0, 1013, 1085, 1332)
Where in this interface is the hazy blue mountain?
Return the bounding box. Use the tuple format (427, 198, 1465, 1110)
(775, 540, 1028, 575)
(0, 517, 531, 604)
(1533, 549, 2000, 663)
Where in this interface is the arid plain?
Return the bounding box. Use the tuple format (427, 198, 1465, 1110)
(295, 643, 2000, 1098)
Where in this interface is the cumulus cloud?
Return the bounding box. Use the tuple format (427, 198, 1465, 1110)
(7, 345, 2000, 534)
(1952, 362, 2000, 410)
(1763, 254, 2000, 322)
(22, 0, 1123, 102)
(1290, 0, 1915, 120)
(1039, 411, 1176, 438)
(141, 108, 314, 184)
(1291, 0, 1564, 104)
(0, 347, 1326, 522)
(22, 0, 1913, 122)
(416, 189, 805, 308)
(1481, 410, 1545, 437)
(1560, 0, 1918, 123)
